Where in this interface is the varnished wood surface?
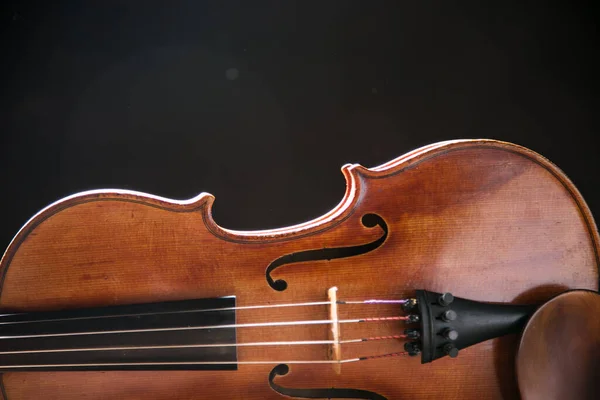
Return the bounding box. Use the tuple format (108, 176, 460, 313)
(0, 139, 598, 399)
(516, 290, 600, 400)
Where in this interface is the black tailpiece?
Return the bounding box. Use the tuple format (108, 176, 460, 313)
(411, 290, 536, 363)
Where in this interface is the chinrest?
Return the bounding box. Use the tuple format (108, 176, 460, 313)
(516, 290, 600, 400)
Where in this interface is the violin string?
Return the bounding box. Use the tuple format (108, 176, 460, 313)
(342, 300, 408, 305)
(0, 316, 410, 340)
(0, 352, 410, 369)
(0, 298, 409, 326)
(0, 335, 408, 355)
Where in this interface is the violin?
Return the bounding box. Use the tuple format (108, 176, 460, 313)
(0, 139, 598, 399)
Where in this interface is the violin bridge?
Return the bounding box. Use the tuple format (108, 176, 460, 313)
(327, 286, 342, 374)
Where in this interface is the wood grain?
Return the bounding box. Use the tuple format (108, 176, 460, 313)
(0, 139, 598, 399)
(516, 290, 600, 400)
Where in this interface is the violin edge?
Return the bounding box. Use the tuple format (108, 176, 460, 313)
(2, 138, 598, 264)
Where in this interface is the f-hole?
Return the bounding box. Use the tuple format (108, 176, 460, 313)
(265, 213, 389, 291)
(268, 364, 388, 399)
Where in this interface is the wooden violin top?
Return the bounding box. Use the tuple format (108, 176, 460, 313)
(0, 139, 598, 399)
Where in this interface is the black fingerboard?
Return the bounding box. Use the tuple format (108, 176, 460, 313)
(0, 297, 237, 371)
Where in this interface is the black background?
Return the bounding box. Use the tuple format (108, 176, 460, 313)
(1, 1, 598, 250)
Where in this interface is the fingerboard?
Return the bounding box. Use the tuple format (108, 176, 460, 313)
(0, 297, 237, 371)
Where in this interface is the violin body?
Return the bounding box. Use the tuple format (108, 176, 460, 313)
(0, 139, 598, 399)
